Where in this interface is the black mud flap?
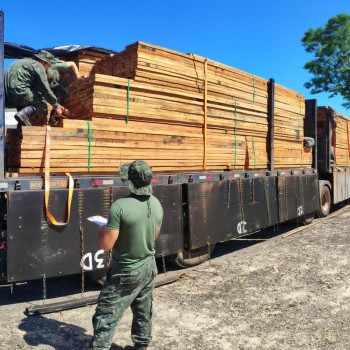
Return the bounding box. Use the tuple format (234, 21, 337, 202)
(186, 176, 279, 249)
(153, 184, 183, 256)
(277, 173, 319, 222)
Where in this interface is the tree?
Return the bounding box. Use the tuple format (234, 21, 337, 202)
(302, 14, 350, 109)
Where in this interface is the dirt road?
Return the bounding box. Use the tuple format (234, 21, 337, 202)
(0, 206, 349, 350)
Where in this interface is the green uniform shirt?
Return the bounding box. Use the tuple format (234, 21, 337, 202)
(107, 194, 163, 272)
(47, 62, 72, 86)
(5, 58, 59, 108)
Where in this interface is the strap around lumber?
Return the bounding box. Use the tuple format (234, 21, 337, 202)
(203, 58, 208, 170)
(44, 125, 74, 226)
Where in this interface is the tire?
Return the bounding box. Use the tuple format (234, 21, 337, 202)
(318, 185, 331, 217)
(300, 212, 315, 225)
(166, 244, 215, 268)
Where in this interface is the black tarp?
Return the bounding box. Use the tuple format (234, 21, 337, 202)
(4, 42, 117, 59)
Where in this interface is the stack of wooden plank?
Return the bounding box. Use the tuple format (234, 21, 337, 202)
(317, 107, 350, 167)
(64, 49, 112, 78)
(6, 42, 313, 174)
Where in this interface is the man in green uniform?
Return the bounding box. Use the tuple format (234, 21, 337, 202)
(47, 61, 79, 126)
(4, 50, 73, 126)
(91, 160, 164, 350)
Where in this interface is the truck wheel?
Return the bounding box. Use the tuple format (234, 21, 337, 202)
(300, 212, 315, 225)
(166, 245, 215, 268)
(318, 185, 331, 217)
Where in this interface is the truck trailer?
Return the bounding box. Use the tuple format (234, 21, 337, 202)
(0, 11, 347, 295)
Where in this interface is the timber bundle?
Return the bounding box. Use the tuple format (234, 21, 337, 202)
(6, 42, 313, 174)
(317, 107, 350, 167)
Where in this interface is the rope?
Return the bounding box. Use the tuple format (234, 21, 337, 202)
(126, 79, 130, 124)
(251, 136, 256, 169)
(44, 125, 74, 226)
(233, 101, 237, 169)
(88, 121, 91, 172)
(298, 96, 302, 140)
(252, 75, 256, 105)
(203, 58, 208, 170)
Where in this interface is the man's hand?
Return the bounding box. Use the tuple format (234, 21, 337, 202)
(54, 105, 75, 119)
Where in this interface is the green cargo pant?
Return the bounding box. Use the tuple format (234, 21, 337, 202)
(91, 257, 158, 350)
(5, 89, 48, 112)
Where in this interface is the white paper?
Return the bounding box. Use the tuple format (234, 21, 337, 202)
(87, 215, 108, 227)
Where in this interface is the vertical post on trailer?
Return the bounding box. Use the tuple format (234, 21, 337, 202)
(326, 107, 334, 173)
(268, 78, 275, 172)
(305, 99, 318, 171)
(0, 12, 5, 180)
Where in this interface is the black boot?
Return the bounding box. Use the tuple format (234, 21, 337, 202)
(14, 106, 36, 126)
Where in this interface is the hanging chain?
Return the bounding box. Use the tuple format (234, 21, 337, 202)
(42, 274, 47, 303)
(207, 242, 212, 264)
(284, 178, 288, 221)
(79, 226, 85, 295)
(263, 177, 271, 225)
(237, 178, 244, 222)
(78, 190, 85, 295)
(250, 178, 255, 203)
(227, 180, 231, 209)
(161, 253, 167, 275)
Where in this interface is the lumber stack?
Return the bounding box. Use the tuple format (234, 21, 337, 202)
(318, 107, 350, 167)
(58, 50, 114, 88)
(63, 49, 113, 78)
(6, 42, 313, 174)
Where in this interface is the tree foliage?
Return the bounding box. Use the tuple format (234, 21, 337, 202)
(302, 14, 350, 109)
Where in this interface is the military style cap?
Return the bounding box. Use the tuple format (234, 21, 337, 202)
(120, 160, 153, 195)
(34, 50, 58, 65)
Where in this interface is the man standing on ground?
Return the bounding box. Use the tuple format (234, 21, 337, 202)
(91, 160, 164, 350)
(4, 50, 73, 126)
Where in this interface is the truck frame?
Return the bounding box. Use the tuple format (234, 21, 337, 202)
(0, 11, 345, 293)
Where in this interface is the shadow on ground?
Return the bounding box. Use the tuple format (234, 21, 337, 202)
(18, 315, 132, 350)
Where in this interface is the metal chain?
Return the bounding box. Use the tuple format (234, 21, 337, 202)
(207, 242, 212, 264)
(79, 226, 85, 295)
(42, 274, 47, 303)
(263, 177, 271, 225)
(237, 178, 245, 222)
(301, 176, 305, 212)
(78, 190, 85, 295)
(227, 180, 231, 209)
(250, 178, 255, 203)
(161, 253, 167, 275)
(284, 178, 288, 221)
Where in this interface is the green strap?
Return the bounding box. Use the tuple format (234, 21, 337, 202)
(252, 136, 256, 169)
(88, 121, 91, 171)
(252, 75, 256, 105)
(126, 79, 130, 124)
(234, 101, 237, 169)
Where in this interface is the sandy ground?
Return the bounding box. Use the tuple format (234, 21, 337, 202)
(0, 206, 349, 350)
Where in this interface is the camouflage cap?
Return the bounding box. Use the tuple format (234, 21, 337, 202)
(119, 160, 153, 195)
(34, 50, 58, 65)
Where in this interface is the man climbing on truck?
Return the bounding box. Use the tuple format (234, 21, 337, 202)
(4, 50, 74, 126)
(47, 60, 80, 126)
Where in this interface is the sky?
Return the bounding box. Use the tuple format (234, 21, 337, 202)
(1, 0, 350, 116)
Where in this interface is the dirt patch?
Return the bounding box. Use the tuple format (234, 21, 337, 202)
(0, 207, 349, 349)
